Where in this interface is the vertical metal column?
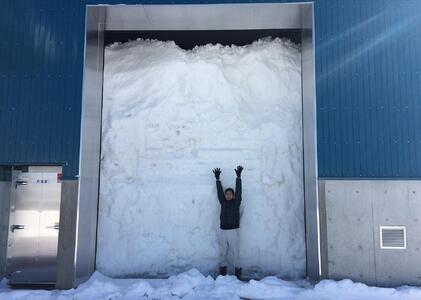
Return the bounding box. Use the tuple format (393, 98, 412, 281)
(301, 4, 320, 280)
(75, 6, 106, 286)
(56, 180, 79, 288)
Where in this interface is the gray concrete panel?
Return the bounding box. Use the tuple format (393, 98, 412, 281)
(56, 180, 79, 289)
(324, 180, 376, 285)
(371, 181, 421, 286)
(321, 180, 421, 287)
(318, 181, 329, 279)
(403, 183, 421, 285)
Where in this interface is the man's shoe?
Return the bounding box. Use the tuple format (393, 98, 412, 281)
(235, 267, 242, 280)
(219, 266, 227, 276)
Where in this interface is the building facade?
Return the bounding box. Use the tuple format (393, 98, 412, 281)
(1, 0, 421, 289)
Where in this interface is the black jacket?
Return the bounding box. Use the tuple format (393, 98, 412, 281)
(216, 178, 242, 230)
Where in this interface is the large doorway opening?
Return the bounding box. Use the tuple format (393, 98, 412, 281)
(76, 3, 317, 284)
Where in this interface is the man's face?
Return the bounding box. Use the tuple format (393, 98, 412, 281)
(225, 190, 234, 201)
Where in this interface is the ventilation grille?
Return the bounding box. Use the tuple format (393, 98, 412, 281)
(380, 226, 406, 249)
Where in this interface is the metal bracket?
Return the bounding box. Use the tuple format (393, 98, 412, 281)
(10, 224, 25, 232)
(14, 180, 27, 189)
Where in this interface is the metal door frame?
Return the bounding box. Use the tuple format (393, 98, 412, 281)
(0, 166, 12, 279)
(76, 2, 318, 286)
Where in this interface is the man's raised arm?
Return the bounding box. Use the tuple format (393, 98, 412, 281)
(235, 165, 243, 205)
(213, 168, 225, 204)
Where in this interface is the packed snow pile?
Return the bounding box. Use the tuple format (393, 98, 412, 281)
(98, 38, 304, 278)
(2, 270, 421, 300)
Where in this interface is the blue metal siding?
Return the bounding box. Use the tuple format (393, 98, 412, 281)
(1, 0, 421, 178)
(315, 0, 421, 177)
(0, 0, 85, 179)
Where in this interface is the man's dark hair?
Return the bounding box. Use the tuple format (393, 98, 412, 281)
(225, 188, 235, 195)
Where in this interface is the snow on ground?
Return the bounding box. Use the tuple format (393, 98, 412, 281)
(2, 269, 421, 300)
(99, 38, 305, 279)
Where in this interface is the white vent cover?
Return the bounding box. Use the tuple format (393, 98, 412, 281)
(380, 226, 406, 249)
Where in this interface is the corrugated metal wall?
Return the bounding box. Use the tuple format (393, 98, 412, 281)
(0, 0, 420, 178)
(0, 0, 85, 179)
(316, 0, 421, 177)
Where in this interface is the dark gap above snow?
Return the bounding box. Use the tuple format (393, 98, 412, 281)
(104, 29, 301, 49)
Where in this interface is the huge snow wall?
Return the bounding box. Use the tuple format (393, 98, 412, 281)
(98, 37, 305, 279)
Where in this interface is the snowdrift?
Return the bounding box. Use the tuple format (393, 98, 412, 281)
(98, 38, 305, 278)
(2, 269, 421, 300)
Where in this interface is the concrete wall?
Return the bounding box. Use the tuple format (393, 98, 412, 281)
(56, 180, 79, 289)
(0, 181, 11, 278)
(320, 180, 421, 286)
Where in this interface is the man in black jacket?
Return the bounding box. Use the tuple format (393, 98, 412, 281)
(212, 165, 243, 280)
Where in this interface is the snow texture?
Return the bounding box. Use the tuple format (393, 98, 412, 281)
(98, 38, 305, 279)
(2, 270, 421, 300)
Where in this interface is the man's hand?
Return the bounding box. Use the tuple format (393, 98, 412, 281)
(235, 165, 243, 178)
(213, 168, 221, 180)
